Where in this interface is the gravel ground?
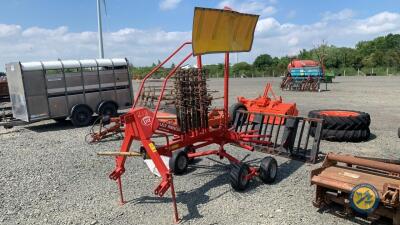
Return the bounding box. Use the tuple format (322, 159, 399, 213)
(1, 76, 400, 225)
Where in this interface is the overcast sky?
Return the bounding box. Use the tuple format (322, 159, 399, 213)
(0, 0, 399, 71)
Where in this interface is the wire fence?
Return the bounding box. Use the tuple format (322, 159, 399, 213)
(208, 67, 400, 78)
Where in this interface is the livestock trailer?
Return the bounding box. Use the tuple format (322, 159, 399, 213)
(5, 58, 133, 126)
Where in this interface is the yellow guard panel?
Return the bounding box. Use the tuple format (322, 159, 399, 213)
(192, 7, 259, 55)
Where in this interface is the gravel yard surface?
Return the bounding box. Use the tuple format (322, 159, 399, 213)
(1, 76, 399, 225)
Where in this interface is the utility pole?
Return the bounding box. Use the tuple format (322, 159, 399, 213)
(97, 0, 104, 58)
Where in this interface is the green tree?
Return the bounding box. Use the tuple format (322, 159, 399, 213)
(253, 54, 273, 71)
(232, 62, 252, 76)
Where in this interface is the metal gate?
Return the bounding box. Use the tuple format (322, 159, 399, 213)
(232, 110, 323, 163)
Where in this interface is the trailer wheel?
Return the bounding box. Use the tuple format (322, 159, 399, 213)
(259, 156, 278, 184)
(184, 145, 196, 164)
(229, 103, 247, 124)
(4, 124, 13, 129)
(229, 163, 250, 191)
(98, 102, 118, 117)
(70, 105, 93, 127)
(169, 150, 188, 175)
(53, 117, 66, 123)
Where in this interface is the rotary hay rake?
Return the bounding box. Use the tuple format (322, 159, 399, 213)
(85, 73, 218, 144)
(97, 7, 280, 223)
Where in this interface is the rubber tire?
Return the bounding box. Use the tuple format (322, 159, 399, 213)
(101, 115, 111, 125)
(70, 106, 93, 127)
(398, 127, 400, 138)
(53, 117, 67, 123)
(229, 163, 250, 191)
(183, 145, 196, 164)
(311, 127, 370, 142)
(99, 102, 118, 117)
(169, 150, 189, 175)
(308, 109, 370, 130)
(140, 146, 150, 160)
(229, 103, 247, 124)
(259, 157, 278, 184)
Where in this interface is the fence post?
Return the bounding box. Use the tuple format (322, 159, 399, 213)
(358, 68, 360, 76)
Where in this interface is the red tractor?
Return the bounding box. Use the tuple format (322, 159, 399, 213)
(230, 83, 299, 124)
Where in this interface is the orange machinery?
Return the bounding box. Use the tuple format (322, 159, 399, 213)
(232, 83, 299, 124)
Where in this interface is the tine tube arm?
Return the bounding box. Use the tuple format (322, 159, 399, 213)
(151, 52, 193, 131)
(133, 41, 192, 108)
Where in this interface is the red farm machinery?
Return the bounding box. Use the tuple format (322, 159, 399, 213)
(97, 7, 325, 223)
(98, 8, 276, 223)
(280, 59, 333, 92)
(311, 153, 400, 224)
(230, 82, 299, 124)
(0, 76, 8, 100)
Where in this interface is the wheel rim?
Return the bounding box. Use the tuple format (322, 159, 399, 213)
(319, 110, 359, 117)
(77, 112, 88, 122)
(104, 109, 112, 115)
(177, 155, 187, 170)
(102, 106, 115, 116)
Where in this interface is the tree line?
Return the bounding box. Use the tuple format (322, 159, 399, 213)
(130, 33, 400, 79)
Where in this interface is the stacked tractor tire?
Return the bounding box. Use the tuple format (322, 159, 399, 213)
(308, 109, 371, 142)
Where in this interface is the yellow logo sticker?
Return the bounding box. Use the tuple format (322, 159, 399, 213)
(170, 144, 180, 150)
(148, 143, 157, 153)
(350, 183, 379, 214)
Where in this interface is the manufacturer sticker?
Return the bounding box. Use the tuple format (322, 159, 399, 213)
(170, 144, 180, 150)
(349, 183, 379, 214)
(148, 143, 157, 152)
(141, 116, 151, 126)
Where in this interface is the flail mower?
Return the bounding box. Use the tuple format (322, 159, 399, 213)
(98, 7, 278, 223)
(230, 82, 298, 125)
(311, 153, 400, 224)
